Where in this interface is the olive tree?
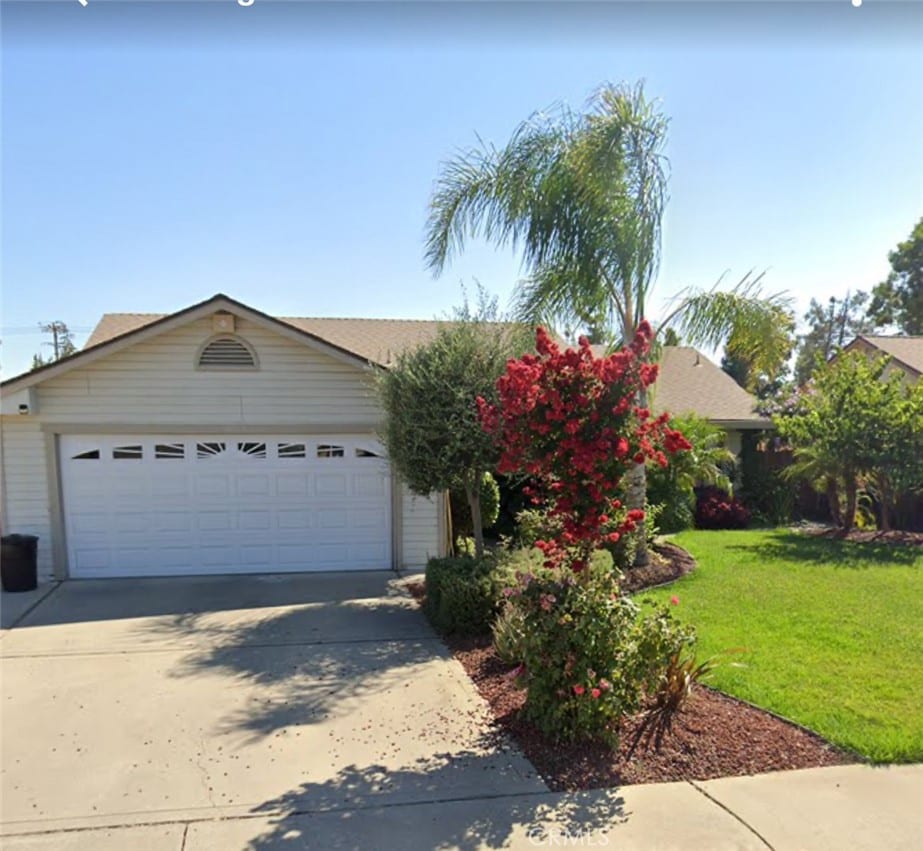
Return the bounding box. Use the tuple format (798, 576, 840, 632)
(377, 301, 529, 557)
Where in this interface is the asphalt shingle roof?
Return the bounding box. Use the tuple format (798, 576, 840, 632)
(85, 312, 768, 425)
(851, 335, 923, 376)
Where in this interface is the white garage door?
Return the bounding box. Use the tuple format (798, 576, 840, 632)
(60, 435, 392, 578)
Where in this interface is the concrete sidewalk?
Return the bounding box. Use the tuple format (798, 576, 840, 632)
(4, 764, 920, 850)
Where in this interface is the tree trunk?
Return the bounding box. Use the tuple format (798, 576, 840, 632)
(465, 472, 485, 559)
(877, 475, 892, 533)
(842, 475, 858, 532)
(825, 478, 842, 527)
(627, 385, 650, 568)
(625, 462, 649, 567)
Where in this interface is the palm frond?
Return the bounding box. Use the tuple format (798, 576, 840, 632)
(665, 273, 794, 373)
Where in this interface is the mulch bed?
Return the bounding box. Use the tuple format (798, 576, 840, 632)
(405, 543, 855, 790)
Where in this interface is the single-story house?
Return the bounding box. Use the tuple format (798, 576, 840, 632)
(0, 294, 453, 582)
(593, 343, 771, 455)
(841, 334, 923, 385)
(1, 294, 769, 582)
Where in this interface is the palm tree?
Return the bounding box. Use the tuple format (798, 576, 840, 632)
(425, 82, 791, 564)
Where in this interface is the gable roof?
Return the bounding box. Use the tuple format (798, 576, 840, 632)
(1, 294, 380, 393)
(844, 335, 923, 378)
(84, 312, 454, 367)
(4, 295, 769, 429)
(592, 343, 769, 427)
(654, 346, 770, 426)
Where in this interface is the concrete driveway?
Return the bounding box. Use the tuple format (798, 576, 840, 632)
(0, 572, 549, 847)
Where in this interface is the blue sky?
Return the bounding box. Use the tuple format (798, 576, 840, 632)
(2, 1, 921, 377)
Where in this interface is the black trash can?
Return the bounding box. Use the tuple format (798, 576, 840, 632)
(1, 534, 39, 592)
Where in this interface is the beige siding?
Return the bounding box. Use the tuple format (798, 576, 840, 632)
(401, 488, 441, 568)
(0, 417, 54, 581)
(36, 318, 380, 427)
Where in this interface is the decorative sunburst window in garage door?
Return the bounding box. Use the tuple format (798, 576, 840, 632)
(195, 441, 268, 460)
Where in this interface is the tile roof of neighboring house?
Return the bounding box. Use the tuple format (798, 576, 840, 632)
(848, 335, 923, 377)
(83, 309, 768, 426)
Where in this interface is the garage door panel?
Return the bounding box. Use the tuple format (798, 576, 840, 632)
(315, 474, 348, 497)
(151, 475, 191, 498)
(196, 475, 232, 498)
(112, 513, 151, 534)
(72, 548, 111, 573)
(61, 435, 392, 577)
(197, 511, 233, 532)
(353, 473, 387, 498)
(239, 510, 272, 531)
(237, 474, 271, 498)
(151, 512, 193, 533)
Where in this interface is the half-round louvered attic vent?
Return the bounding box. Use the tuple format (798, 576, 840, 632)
(196, 336, 258, 369)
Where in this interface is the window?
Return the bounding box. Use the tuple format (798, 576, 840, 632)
(237, 441, 267, 459)
(197, 441, 227, 459)
(72, 449, 100, 460)
(196, 336, 257, 369)
(278, 442, 307, 459)
(316, 444, 345, 458)
(113, 445, 143, 460)
(155, 443, 185, 460)
(355, 448, 381, 458)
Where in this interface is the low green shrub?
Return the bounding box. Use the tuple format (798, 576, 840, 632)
(423, 555, 513, 636)
(510, 560, 695, 745)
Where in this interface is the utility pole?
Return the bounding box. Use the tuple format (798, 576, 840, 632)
(38, 321, 76, 361)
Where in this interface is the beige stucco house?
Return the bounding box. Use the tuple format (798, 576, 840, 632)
(0, 294, 449, 582)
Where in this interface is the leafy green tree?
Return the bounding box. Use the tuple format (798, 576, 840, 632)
(776, 352, 920, 531)
(376, 296, 529, 558)
(424, 81, 789, 564)
(868, 217, 923, 334)
(793, 291, 875, 386)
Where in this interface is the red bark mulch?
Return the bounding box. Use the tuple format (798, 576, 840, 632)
(404, 544, 855, 790)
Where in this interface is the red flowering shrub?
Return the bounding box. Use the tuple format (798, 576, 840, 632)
(481, 325, 697, 744)
(477, 322, 690, 571)
(694, 486, 752, 530)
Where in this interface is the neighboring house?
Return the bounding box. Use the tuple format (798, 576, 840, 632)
(840, 334, 923, 385)
(592, 344, 771, 454)
(0, 294, 451, 582)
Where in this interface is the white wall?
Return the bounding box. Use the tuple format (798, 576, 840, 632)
(0, 417, 54, 581)
(401, 489, 442, 569)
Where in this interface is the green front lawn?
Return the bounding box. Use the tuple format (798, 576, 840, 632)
(638, 529, 923, 763)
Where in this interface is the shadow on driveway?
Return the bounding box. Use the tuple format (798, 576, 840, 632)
(209, 747, 626, 850)
(151, 598, 441, 741)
